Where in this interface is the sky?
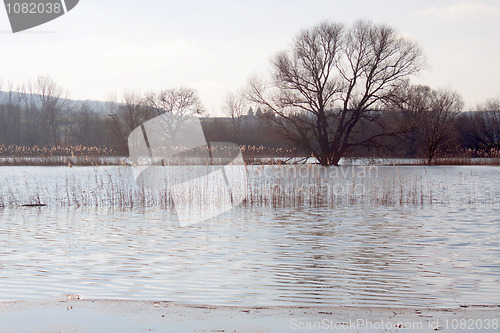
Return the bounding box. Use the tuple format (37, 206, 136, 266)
(0, 0, 499, 115)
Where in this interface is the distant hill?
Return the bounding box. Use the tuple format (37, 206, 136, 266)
(0, 91, 110, 115)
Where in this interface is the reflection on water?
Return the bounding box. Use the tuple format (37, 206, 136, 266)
(0, 166, 499, 307)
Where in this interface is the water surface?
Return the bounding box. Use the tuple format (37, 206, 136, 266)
(0, 165, 499, 307)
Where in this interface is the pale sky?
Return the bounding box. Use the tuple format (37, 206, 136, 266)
(1, 0, 499, 114)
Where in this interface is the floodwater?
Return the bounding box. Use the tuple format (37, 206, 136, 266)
(0, 165, 499, 307)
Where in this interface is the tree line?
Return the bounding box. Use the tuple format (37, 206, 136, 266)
(0, 20, 499, 164)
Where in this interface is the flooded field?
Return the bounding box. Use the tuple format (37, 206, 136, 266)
(0, 165, 499, 307)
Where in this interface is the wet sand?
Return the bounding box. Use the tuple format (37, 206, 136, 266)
(0, 297, 499, 332)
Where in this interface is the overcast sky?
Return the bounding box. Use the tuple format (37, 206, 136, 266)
(1, 0, 499, 114)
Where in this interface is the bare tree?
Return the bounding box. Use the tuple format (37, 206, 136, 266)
(401, 86, 463, 164)
(469, 99, 500, 150)
(143, 87, 204, 141)
(222, 91, 245, 131)
(107, 91, 149, 147)
(34, 76, 69, 145)
(0, 81, 23, 145)
(247, 20, 424, 165)
(144, 87, 203, 117)
(69, 103, 106, 147)
(15, 76, 69, 145)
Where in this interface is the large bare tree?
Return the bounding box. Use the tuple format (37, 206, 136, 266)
(248, 20, 424, 165)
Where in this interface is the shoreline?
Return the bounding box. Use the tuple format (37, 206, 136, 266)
(1, 298, 499, 332)
(0, 154, 499, 167)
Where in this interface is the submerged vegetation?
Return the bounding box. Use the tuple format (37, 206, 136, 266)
(0, 165, 496, 210)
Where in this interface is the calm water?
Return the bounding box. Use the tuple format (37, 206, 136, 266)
(0, 165, 499, 307)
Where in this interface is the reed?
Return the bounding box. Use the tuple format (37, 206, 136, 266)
(0, 145, 123, 166)
(0, 164, 494, 210)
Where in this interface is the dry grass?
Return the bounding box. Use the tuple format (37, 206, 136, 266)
(1, 144, 500, 166)
(429, 157, 500, 166)
(426, 148, 500, 166)
(0, 156, 129, 166)
(0, 145, 114, 156)
(0, 145, 121, 166)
